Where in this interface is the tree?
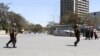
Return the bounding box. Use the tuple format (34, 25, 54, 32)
(42, 27, 48, 33)
(33, 24, 43, 33)
(28, 23, 35, 32)
(28, 23, 43, 33)
(60, 11, 80, 26)
(0, 3, 9, 32)
(82, 14, 95, 26)
(60, 15, 69, 25)
(0, 3, 29, 33)
(7, 12, 29, 32)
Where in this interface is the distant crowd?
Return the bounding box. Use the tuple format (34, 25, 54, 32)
(81, 26, 99, 40)
(74, 24, 99, 46)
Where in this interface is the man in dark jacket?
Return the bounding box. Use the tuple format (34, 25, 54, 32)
(74, 24, 80, 46)
(90, 28, 94, 39)
(6, 23, 17, 48)
(85, 27, 90, 40)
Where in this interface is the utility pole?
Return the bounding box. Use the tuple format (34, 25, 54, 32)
(51, 15, 54, 22)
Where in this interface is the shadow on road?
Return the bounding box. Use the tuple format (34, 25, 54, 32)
(3, 46, 13, 49)
(66, 45, 75, 47)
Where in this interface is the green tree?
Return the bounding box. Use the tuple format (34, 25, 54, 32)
(60, 11, 80, 25)
(33, 24, 43, 33)
(28, 23, 35, 32)
(0, 3, 29, 33)
(82, 14, 95, 26)
(7, 12, 28, 32)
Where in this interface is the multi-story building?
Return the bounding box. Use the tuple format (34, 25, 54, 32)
(60, 0, 89, 22)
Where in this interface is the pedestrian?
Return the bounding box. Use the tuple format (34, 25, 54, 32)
(94, 29, 99, 40)
(74, 24, 80, 46)
(6, 23, 17, 48)
(90, 27, 94, 39)
(85, 27, 90, 40)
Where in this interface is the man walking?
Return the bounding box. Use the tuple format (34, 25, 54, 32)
(74, 24, 80, 46)
(6, 23, 17, 48)
(85, 27, 90, 40)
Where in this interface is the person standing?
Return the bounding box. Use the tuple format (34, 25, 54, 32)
(6, 23, 17, 48)
(74, 24, 80, 46)
(85, 27, 90, 40)
(94, 29, 99, 39)
(90, 27, 94, 39)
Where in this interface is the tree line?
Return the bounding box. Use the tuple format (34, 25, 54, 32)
(0, 3, 43, 33)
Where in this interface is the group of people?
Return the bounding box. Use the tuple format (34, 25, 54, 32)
(84, 27, 99, 40)
(74, 24, 99, 46)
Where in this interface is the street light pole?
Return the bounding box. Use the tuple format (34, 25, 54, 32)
(52, 15, 55, 23)
(94, 13, 96, 28)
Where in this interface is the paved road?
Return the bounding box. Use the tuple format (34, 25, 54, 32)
(0, 33, 100, 56)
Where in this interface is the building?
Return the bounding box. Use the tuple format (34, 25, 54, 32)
(90, 11, 100, 18)
(60, 0, 89, 22)
(90, 11, 100, 30)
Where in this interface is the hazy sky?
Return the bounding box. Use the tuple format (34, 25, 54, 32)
(0, 0, 100, 27)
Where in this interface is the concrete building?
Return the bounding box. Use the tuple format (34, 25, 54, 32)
(60, 0, 89, 21)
